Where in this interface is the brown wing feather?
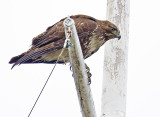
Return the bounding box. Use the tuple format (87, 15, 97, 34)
(31, 15, 97, 48)
(32, 23, 65, 48)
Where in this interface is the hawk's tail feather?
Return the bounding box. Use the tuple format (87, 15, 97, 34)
(9, 53, 25, 64)
(9, 53, 25, 69)
(9, 52, 64, 69)
(9, 49, 48, 69)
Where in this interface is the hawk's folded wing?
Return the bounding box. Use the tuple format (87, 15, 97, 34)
(9, 15, 98, 69)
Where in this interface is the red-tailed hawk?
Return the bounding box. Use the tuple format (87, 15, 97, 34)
(9, 15, 121, 69)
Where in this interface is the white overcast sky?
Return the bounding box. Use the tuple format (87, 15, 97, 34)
(1, 0, 160, 117)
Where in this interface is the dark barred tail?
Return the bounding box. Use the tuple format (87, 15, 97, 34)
(9, 53, 25, 64)
(9, 53, 26, 69)
(9, 52, 59, 69)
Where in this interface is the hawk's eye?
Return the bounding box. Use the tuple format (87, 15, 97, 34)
(111, 27, 116, 31)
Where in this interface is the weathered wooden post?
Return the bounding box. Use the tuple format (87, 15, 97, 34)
(102, 0, 130, 117)
(64, 17, 97, 117)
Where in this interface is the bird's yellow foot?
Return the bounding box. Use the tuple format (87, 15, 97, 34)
(85, 64, 92, 85)
(70, 64, 92, 85)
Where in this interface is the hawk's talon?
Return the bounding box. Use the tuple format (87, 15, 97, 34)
(70, 66, 73, 71)
(85, 64, 90, 72)
(88, 77, 91, 85)
(87, 71, 92, 85)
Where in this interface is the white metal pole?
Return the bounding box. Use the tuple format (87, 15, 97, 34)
(102, 0, 129, 117)
(64, 17, 97, 117)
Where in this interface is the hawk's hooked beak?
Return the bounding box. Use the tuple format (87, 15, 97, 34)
(112, 31, 121, 40)
(116, 34, 121, 40)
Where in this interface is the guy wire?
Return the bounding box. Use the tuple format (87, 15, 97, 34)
(28, 47, 65, 117)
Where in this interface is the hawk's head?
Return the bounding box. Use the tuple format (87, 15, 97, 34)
(101, 21, 121, 40)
